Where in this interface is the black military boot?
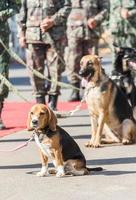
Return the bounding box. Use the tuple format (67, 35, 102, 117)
(36, 95, 46, 104)
(48, 95, 58, 111)
(0, 102, 6, 130)
(68, 82, 80, 102)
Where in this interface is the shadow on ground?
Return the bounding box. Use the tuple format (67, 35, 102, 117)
(87, 157, 136, 166)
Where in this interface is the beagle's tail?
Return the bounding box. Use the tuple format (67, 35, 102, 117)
(86, 167, 103, 171)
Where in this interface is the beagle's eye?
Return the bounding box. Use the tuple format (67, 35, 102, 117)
(40, 112, 45, 115)
(30, 112, 33, 115)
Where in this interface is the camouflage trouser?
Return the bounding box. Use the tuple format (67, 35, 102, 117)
(46, 38, 66, 95)
(0, 40, 10, 102)
(65, 36, 99, 84)
(26, 40, 65, 98)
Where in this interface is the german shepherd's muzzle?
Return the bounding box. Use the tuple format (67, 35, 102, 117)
(79, 61, 95, 79)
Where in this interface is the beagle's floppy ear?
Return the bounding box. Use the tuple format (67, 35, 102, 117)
(48, 109, 57, 131)
(27, 111, 33, 131)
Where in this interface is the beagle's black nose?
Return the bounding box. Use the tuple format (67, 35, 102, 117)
(32, 119, 38, 125)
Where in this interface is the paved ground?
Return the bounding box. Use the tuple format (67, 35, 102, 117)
(0, 52, 136, 200)
(0, 111, 136, 200)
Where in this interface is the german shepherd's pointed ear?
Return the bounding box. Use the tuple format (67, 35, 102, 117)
(27, 111, 34, 131)
(48, 109, 57, 132)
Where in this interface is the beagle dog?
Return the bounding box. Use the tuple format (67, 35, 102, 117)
(79, 55, 136, 148)
(27, 104, 102, 177)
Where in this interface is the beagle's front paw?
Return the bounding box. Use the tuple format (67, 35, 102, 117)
(37, 166, 49, 177)
(56, 166, 65, 177)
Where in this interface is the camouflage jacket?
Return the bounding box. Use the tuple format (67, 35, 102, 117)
(109, 0, 136, 36)
(17, 0, 71, 43)
(67, 0, 109, 40)
(0, 0, 21, 39)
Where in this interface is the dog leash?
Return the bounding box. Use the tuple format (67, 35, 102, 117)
(0, 133, 34, 152)
(54, 97, 86, 118)
(66, 84, 96, 117)
(69, 98, 86, 116)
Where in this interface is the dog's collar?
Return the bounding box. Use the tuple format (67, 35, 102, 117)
(84, 79, 104, 98)
(86, 79, 101, 89)
(43, 126, 57, 138)
(84, 83, 96, 98)
(35, 126, 57, 138)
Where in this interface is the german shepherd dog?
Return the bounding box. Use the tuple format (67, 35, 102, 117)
(79, 55, 136, 148)
(111, 47, 136, 118)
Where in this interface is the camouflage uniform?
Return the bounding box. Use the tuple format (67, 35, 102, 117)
(109, 0, 136, 72)
(0, 0, 20, 101)
(17, 0, 71, 107)
(0, 0, 20, 129)
(65, 0, 109, 101)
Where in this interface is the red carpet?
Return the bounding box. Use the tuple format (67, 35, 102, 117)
(0, 102, 87, 137)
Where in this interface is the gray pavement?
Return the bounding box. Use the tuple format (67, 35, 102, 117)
(0, 54, 136, 200)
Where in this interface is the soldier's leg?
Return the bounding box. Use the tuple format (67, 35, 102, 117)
(26, 44, 47, 104)
(0, 43, 10, 129)
(66, 37, 83, 101)
(66, 38, 99, 101)
(111, 46, 122, 73)
(83, 39, 99, 55)
(47, 37, 66, 110)
(110, 36, 125, 73)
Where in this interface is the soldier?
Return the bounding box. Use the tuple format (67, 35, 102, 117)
(109, 0, 136, 73)
(0, 0, 20, 130)
(66, 0, 109, 101)
(17, 0, 71, 111)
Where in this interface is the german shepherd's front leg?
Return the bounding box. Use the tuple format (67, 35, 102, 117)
(92, 113, 105, 148)
(85, 115, 98, 148)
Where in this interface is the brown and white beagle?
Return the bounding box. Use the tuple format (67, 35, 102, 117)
(27, 104, 102, 177)
(79, 55, 136, 148)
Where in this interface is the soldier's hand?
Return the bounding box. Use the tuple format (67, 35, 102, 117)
(87, 18, 97, 29)
(40, 17, 54, 32)
(19, 36, 26, 48)
(121, 8, 129, 19)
